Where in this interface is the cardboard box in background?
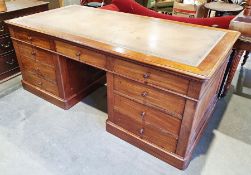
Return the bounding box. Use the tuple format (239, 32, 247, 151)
(172, 0, 206, 18)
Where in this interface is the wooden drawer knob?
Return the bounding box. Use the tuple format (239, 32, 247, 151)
(31, 51, 36, 56)
(140, 111, 146, 119)
(76, 51, 81, 57)
(139, 128, 144, 135)
(38, 82, 42, 86)
(141, 91, 148, 97)
(143, 72, 150, 79)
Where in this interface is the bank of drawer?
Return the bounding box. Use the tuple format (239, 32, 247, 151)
(55, 40, 106, 68)
(22, 71, 59, 96)
(114, 75, 185, 117)
(112, 58, 189, 95)
(13, 29, 51, 49)
(114, 94, 181, 136)
(0, 52, 19, 75)
(0, 35, 14, 54)
(21, 56, 56, 82)
(114, 94, 177, 152)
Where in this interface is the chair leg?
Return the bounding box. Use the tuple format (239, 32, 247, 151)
(241, 51, 249, 66)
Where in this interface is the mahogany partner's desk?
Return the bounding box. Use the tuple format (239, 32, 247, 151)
(6, 6, 239, 169)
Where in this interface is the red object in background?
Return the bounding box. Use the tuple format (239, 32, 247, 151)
(100, 0, 234, 29)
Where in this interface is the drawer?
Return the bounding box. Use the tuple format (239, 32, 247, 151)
(143, 123, 177, 152)
(18, 42, 33, 58)
(113, 95, 143, 137)
(114, 75, 185, 117)
(55, 40, 107, 68)
(114, 94, 181, 136)
(13, 28, 51, 49)
(34, 47, 55, 66)
(0, 52, 19, 75)
(114, 94, 177, 152)
(21, 56, 56, 82)
(18, 42, 55, 67)
(22, 71, 59, 96)
(0, 35, 14, 55)
(0, 21, 9, 36)
(112, 59, 189, 95)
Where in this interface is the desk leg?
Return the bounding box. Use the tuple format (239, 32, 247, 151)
(223, 49, 244, 96)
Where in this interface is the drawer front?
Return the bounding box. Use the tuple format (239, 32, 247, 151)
(55, 40, 107, 68)
(113, 95, 143, 137)
(0, 21, 9, 36)
(17, 42, 55, 67)
(22, 71, 59, 96)
(22, 70, 41, 87)
(112, 59, 189, 95)
(21, 56, 56, 82)
(34, 47, 55, 67)
(18, 42, 34, 58)
(114, 94, 181, 136)
(114, 75, 185, 117)
(0, 52, 19, 75)
(114, 94, 177, 152)
(143, 124, 177, 152)
(12, 29, 51, 49)
(0, 35, 14, 54)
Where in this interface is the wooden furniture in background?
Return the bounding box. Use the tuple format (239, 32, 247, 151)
(204, 1, 243, 17)
(6, 6, 239, 169)
(0, 0, 49, 82)
(222, 0, 251, 95)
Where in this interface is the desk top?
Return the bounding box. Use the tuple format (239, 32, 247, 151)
(6, 5, 240, 79)
(1, 0, 49, 13)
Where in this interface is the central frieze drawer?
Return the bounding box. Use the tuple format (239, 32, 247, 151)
(112, 58, 189, 95)
(114, 94, 178, 152)
(55, 40, 107, 68)
(114, 75, 185, 117)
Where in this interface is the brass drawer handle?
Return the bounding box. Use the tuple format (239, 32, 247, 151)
(139, 128, 144, 135)
(143, 72, 150, 79)
(5, 59, 14, 65)
(1, 42, 11, 48)
(140, 112, 146, 119)
(0, 26, 4, 32)
(141, 91, 148, 97)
